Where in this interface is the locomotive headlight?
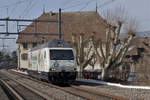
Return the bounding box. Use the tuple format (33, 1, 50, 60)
(50, 68, 56, 71)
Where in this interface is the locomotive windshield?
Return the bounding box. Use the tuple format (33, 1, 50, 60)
(50, 49, 74, 60)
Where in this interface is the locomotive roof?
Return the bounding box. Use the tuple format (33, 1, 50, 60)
(31, 39, 72, 51)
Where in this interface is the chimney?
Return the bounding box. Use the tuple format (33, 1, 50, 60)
(49, 11, 56, 16)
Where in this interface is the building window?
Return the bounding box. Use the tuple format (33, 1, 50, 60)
(21, 53, 28, 60)
(32, 43, 37, 48)
(22, 43, 28, 50)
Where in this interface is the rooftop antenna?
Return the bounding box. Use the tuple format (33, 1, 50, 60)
(43, 4, 45, 14)
(58, 8, 62, 39)
(7, 8, 8, 17)
(96, 0, 98, 13)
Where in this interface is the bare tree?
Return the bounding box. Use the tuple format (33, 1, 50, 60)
(89, 52, 97, 70)
(91, 8, 138, 80)
(72, 33, 95, 72)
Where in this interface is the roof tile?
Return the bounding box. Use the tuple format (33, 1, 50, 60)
(17, 11, 106, 43)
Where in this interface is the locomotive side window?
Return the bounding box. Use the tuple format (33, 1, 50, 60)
(50, 50, 74, 60)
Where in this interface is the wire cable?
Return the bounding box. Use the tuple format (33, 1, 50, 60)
(97, 0, 117, 8)
(23, 0, 39, 18)
(9, 3, 20, 18)
(19, 0, 33, 18)
(62, 0, 75, 7)
(79, 0, 96, 11)
(62, 0, 86, 10)
(0, 0, 28, 8)
(21, 0, 37, 18)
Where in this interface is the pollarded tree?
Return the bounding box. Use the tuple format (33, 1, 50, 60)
(72, 33, 95, 72)
(88, 52, 97, 70)
(91, 8, 138, 80)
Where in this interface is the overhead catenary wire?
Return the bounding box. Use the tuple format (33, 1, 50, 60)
(97, 0, 117, 8)
(22, 0, 38, 18)
(62, 0, 100, 11)
(19, 0, 33, 18)
(62, 0, 87, 10)
(62, 0, 114, 12)
(0, 0, 30, 19)
(0, 0, 28, 8)
(9, 3, 19, 18)
(62, 0, 75, 7)
(79, 0, 96, 11)
(88, 0, 118, 12)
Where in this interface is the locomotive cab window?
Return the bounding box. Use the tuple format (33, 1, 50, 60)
(50, 50, 74, 60)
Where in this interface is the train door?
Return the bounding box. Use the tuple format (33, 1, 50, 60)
(38, 49, 47, 72)
(31, 51, 38, 71)
(43, 50, 47, 71)
(28, 52, 32, 70)
(43, 49, 50, 72)
(37, 50, 43, 72)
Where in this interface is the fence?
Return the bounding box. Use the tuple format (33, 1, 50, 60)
(77, 70, 131, 82)
(77, 71, 101, 79)
(76, 71, 150, 85)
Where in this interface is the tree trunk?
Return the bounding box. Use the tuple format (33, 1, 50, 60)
(101, 68, 106, 80)
(79, 66, 84, 78)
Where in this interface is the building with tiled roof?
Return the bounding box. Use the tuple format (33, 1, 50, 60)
(17, 11, 106, 43)
(17, 11, 106, 69)
(124, 37, 150, 74)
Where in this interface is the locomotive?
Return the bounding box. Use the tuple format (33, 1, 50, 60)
(27, 39, 77, 84)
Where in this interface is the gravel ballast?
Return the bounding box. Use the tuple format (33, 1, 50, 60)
(1, 69, 150, 100)
(0, 69, 86, 100)
(79, 83, 150, 100)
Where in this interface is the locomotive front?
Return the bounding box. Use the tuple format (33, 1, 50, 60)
(48, 48, 77, 83)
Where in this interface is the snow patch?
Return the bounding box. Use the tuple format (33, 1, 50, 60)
(77, 79, 150, 90)
(11, 69, 28, 75)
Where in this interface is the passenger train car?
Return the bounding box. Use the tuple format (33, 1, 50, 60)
(27, 39, 77, 83)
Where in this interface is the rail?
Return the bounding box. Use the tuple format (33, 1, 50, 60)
(0, 72, 52, 100)
(0, 79, 24, 100)
(9, 70, 129, 100)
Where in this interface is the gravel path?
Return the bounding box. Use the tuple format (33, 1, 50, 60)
(79, 84, 150, 100)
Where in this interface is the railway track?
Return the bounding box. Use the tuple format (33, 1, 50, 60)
(0, 79, 24, 100)
(0, 85, 9, 100)
(0, 73, 53, 100)
(0, 79, 15, 100)
(7, 69, 128, 100)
